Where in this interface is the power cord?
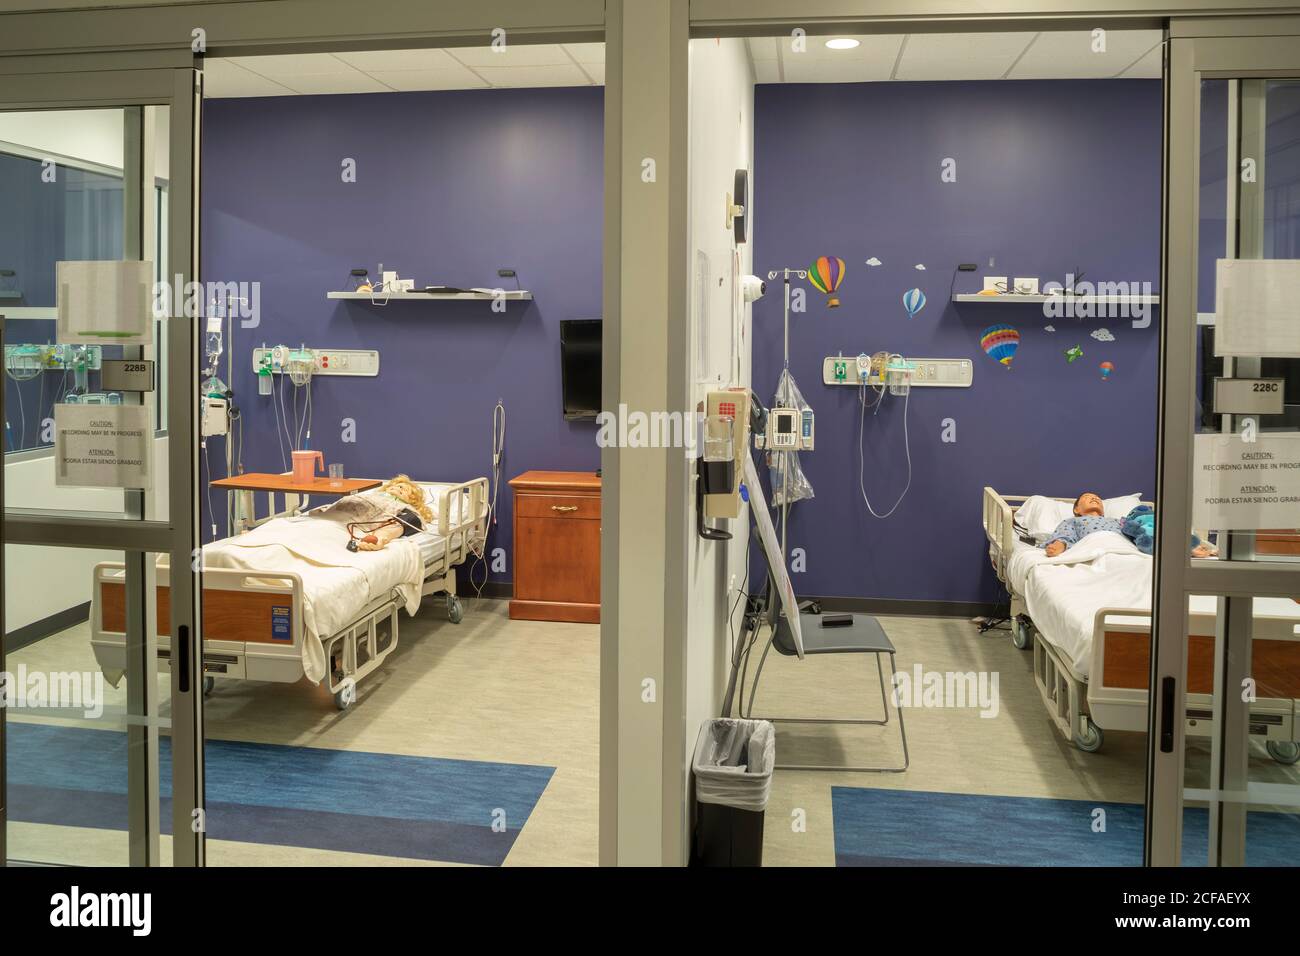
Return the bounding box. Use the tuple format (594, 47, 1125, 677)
(469, 400, 506, 602)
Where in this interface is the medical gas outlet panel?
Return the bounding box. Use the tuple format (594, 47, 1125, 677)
(822, 355, 972, 387)
(252, 346, 380, 377)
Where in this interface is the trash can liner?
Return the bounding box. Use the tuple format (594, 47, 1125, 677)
(692, 718, 775, 812)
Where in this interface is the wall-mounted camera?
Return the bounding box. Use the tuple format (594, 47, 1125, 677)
(741, 274, 766, 303)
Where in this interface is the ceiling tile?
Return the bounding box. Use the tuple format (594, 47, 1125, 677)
(276, 72, 393, 94)
(894, 32, 1037, 81)
(473, 63, 592, 87)
(563, 42, 605, 65)
(752, 59, 780, 83)
(1008, 29, 1163, 79)
(364, 69, 490, 91)
(790, 33, 903, 66)
(228, 53, 356, 77)
(202, 59, 296, 98)
(448, 43, 572, 68)
(333, 48, 461, 72)
(782, 35, 903, 82)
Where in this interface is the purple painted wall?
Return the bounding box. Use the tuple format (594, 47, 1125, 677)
(201, 88, 604, 583)
(752, 79, 1163, 605)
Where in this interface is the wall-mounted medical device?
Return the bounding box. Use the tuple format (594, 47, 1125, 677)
(4, 343, 103, 376)
(63, 391, 122, 405)
(822, 354, 972, 388)
(697, 414, 735, 541)
(202, 396, 230, 437)
(758, 405, 814, 452)
(702, 388, 750, 521)
(252, 346, 380, 377)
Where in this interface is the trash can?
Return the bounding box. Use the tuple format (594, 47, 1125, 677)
(691, 717, 775, 867)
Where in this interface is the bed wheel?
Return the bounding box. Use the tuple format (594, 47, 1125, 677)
(202, 675, 215, 696)
(1074, 717, 1104, 753)
(446, 593, 464, 624)
(333, 688, 354, 711)
(1012, 617, 1034, 650)
(1266, 741, 1300, 765)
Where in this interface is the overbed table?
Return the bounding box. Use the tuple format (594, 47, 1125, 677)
(212, 472, 382, 534)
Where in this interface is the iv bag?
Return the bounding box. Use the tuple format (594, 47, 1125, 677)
(768, 368, 814, 507)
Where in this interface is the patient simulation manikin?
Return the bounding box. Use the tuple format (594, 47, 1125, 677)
(1041, 493, 1122, 557)
(340, 475, 434, 552)
(1043, 492, 1214, 558)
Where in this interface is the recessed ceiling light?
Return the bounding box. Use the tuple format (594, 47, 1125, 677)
(825, 38, 861, 50)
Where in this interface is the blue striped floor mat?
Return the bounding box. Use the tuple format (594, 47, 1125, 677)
(832, 786, 1300, 866)
(7, 722, 555, 865)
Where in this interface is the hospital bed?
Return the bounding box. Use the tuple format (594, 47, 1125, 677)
(983, 487, 1300, 760)
(91, 478, 489, 709)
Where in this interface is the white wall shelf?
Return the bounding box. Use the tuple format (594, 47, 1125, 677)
(327, 290, 533, 303)
(951, 293, 1160, 306)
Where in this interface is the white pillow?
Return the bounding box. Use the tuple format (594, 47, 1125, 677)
(1015, 493, 1145, 536)
(1103, 493, 1144, 518)
(1014, 496, 1073, 536)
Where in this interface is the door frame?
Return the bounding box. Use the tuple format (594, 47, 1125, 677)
(4, 0, 1297, 869)
(1149, 15, 1300, 865)
(0, 53, 203, 866)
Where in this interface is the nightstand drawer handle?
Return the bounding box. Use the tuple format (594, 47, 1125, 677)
(551, 505, 579, 512)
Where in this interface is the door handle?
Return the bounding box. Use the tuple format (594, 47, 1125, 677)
(551, 505, 578, 512)
(178, 624, 191, 694)
(1160, 675, 1176, 753)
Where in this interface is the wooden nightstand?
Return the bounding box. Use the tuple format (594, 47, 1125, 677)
(508, 470, 600, 623)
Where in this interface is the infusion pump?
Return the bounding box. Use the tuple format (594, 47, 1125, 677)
(761, 405, 814, 451)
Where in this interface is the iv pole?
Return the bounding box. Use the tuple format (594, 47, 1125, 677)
(718, 265, 808, 719)
(766, 267, 805, 564)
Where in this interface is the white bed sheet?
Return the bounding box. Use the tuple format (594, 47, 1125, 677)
(202, 513, 427, 684)
(1014, 532, 1151, 677)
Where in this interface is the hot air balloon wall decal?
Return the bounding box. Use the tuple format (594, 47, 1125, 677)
(809, 256, 846, 308)
(902, 287, 927, 319)
(980, 324, 1020, 367)
(1099, 361, 1115, 380)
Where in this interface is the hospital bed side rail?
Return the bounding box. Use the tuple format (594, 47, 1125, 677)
(982, 487, 1032, 583)
(429, 477, 490, 570)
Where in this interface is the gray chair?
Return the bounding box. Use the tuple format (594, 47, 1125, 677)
(742, 611, 909, 773)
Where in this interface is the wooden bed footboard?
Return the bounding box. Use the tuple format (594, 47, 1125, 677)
(95, 564, 301, 645)
(1257, 530, 1300, 557)
(1098, 625, 1300, 698)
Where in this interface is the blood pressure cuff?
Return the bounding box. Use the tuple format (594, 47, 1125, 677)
(395, 507, 423, 537)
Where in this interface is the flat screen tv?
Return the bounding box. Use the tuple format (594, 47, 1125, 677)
(561, 319, 601, 421)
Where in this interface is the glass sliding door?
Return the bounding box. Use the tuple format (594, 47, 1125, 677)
(1152, 19, 1300, 866)
(0, 60, 203, 866)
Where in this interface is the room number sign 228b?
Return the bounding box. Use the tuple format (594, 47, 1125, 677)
(100, 359, 155, 392)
